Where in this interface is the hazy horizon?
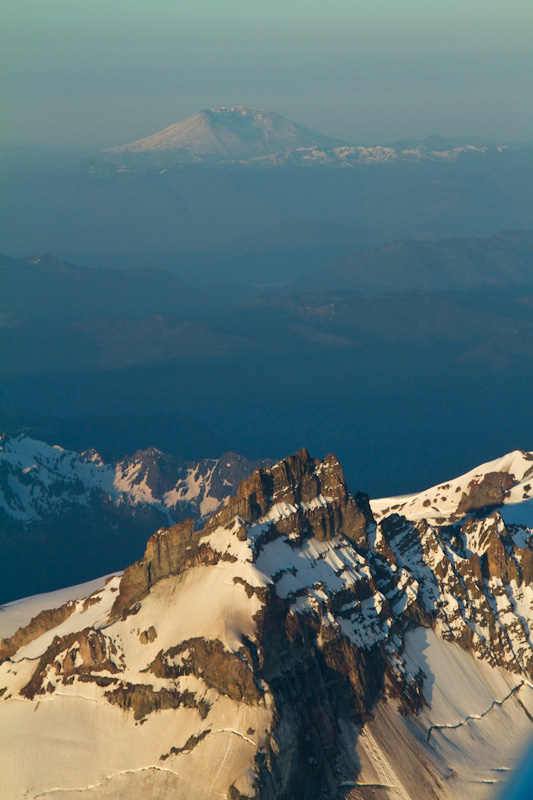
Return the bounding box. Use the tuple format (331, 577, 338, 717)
(1, 0, 531, 152)
(1, 110, 531, 161)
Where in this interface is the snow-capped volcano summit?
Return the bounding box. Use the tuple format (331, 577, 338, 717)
(103, 106, 350, 164)
(98, 107, 528, 170)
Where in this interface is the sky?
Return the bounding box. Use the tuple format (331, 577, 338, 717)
(1, 0, 532, 152)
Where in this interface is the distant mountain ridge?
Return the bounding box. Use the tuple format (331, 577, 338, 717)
(0, 434, 270, 602)
(98, 107, 530, 169)
(297, 230, 533, 294)
(0, 433, 265, 526)
(0, 252, 257, 321)
(3, 239, 533, 507)
(3, 231, 532, 329)
(3, 115, 531, 282)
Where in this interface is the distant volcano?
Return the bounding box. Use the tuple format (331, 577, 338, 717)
(102, 106, 351, 164)
(99, 107, 528, 170)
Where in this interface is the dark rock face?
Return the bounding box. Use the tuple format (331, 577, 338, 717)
(104, 682, 209, 721)
(159, 731, 210, 761)
(457, 471, 516, 513)
(110, 519, 222, 618)
(20, 628, 120, 699)
(378, 509, 533, 678)
(148, 638, 263, 705)
(205, 449, 372, 548)
(255, 598, 387, 800)
(139, 626, 157, 644)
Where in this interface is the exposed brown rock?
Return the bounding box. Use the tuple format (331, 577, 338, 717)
(373, 527, 397, 565)
(379, 513, 411, 544)
(20, 628, 120, 699)
(518, 547, 533, 585)
(384, 663, 427, 717)
(227, 782, 256, 800)
(482, 533, 520, 585)
(233, 576, 269, 601)
(0, 600, 76, 662)
(457, 471, 515, 514)
(147, 637, 262, 705)
(104, 681, 209, 721)
(159, 730, 210, 760)
(456, 553, 483, 583)
(77, 674, 117, 687)
(110, 519, 205, 618)
(139, 626, 157, 644)
(204, 449, 372, 549)
(81, 593, 102, 612)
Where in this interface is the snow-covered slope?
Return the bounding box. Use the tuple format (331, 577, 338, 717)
(2, 448, 533, 798)
(371, 448, 533, 526)
(99, 107, 525, 170)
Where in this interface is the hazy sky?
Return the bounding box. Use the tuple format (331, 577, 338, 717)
(1, 0, 531, 152)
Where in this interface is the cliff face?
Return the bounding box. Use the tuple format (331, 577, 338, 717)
(2, 448, 533, 799)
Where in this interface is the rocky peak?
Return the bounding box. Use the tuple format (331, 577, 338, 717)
(207, 451, 270, 500)
(206, 448, 372, 542)
(118, 447, 184, 500)
(110, 450, 374, 619)
(4, 446, 533, 799)
(234, 448, 342, 515)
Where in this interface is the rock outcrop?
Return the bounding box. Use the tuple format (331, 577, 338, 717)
(457, 471, 516, 514)
(2, 447, 533, 800)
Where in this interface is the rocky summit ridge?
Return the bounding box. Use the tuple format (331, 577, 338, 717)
(2, 448, 533, 799)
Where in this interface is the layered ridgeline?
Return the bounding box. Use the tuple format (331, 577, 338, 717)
(298, 230, 533, 294)
(0, 434, 269, 602)
(99, 107, 528, 169)
(3, 110, 531, 284)
(2, 449, 533, 798)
